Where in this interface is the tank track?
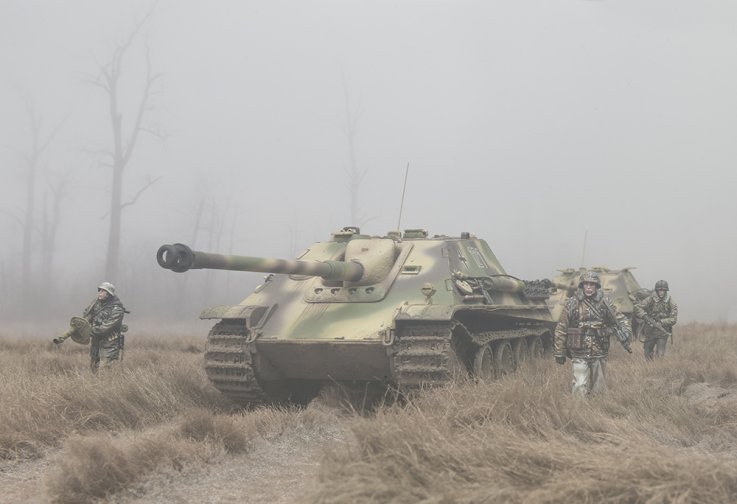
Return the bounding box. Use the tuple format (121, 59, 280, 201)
(204, 320, 269, 404)
(392, 322, 459, 393)
(474, 328, 538, 346)
(392, 323, 549, 393)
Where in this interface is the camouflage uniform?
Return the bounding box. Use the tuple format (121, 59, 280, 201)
(84, 294, 126, 371)
(554, 272, 632, 396)
(634, 284, 677, 359)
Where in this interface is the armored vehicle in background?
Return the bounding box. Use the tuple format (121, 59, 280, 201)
(547, 267, 650, 324)
(157, 227, 556, 405)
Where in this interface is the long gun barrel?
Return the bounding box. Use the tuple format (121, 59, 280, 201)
(156, 243, 364, 282)
(645, 316, 672, 338)
(602, 301, 633, 353)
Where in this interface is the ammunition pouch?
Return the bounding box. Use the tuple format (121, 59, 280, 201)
(598, 329, 611, 352)
(566, 328, 584, 350)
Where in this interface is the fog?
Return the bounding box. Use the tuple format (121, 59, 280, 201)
(1, 0, 735, 327)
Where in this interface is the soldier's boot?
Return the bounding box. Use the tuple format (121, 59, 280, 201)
(643, 339, 656, 361)
(99, 357, 118, 371)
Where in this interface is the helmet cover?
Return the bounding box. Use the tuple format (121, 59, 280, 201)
(578, 270, 601, 289)
(654, 280, 669, 291)
(98, 282, 116, 296)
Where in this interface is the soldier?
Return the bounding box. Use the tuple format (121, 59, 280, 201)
(54, 282, 127, 371)
(553, 270, 633, 396)
(635, 280, 677, 360)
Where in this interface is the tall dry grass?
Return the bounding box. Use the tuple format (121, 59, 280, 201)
(307, 323, 737, 503)
(45, 403, 343, 504)
(3, 324, 736, 503)
(0, 335, 228, 459)
(0, 330, 349, 503)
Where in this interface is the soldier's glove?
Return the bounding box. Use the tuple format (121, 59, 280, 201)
(52, 338, 62, 344)
(625, 345, 633, 354)
(555, 355, 566, 365)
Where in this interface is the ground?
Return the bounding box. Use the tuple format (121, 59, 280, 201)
(0, 402, 347, 504)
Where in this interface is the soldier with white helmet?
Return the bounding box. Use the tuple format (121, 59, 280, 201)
(634, 280, 678, 359)
(553, 270, 633, 396)
(54, 281, 127, 371)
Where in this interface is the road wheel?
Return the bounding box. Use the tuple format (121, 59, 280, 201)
(513, 338, 529, 367)
(528, 335, 544, 359)
(472, 344, 494, 382)
(542, 336, 555, 359)
(493, 340, 515, 378)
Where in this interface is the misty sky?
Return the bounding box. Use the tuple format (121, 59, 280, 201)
(1, 1, 736, 322)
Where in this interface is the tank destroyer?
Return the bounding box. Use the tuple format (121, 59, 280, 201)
(157, 227, 556, 405)
(547, 266, 650, 325)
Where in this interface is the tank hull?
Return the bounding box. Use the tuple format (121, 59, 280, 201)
(255, 340, 391, 381)
(162, 228, 558, 405)
(547, 266, 647, 323)
(204, 306, 555, 404)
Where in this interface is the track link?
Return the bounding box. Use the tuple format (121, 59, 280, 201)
(392, 322, 459, 393)
(392, 323, 552, 393)
(204, 320, 269, 404)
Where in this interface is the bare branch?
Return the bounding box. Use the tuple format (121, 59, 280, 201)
(120, 0, 159, 52)
(74, 146, 113, 158)
(1, 143, 26, 160)
(0, 209, 24, 227)
(122, 48, 160, 165)
(38, 112, 69, 156)
(139, 126, 165, 140)
(120, 176, 161, 210)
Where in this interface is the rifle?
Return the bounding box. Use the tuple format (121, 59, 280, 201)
(644, 316, 672, 344)
(602, 300, 633, 353)
(119, 309, 131, 362)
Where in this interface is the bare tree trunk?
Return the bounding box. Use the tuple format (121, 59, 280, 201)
(340, 67, 363, 227)
(16, 98, 64, 314)
(106, 143, 124, 280)
(41, 168, 72, 285)
(173, 195, 205, 317)
(226, 201, 239, 296)
(21, 143, 37, 310)
(339, 66, 375, 229)
(202, 199, 228, 305)
(91, 7, 161, 282)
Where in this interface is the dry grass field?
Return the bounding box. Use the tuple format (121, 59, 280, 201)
(0, 323, 735, 503)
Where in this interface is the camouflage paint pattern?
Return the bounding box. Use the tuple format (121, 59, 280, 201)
(547, 266, 645, 323)
(158, 228, 557, 403)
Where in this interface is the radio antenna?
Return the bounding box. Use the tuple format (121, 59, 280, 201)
(580, 230, 588, 268)
(396, 163, 410, 231)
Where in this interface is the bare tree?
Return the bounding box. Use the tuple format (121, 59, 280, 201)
(339, 67, 379, 230)
(89, 6, 162, 281)
(3, 98, 65, 313)
(0, 212, 22, 315)
(340, 66, 367, 228)
(40, 165, 73, 288)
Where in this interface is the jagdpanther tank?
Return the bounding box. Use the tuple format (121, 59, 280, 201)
(157, 227, 556, 405)
(546, 266, 650, 324)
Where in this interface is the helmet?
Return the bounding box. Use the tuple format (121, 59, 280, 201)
(578, 270, 601, 288)
(98, 281, 116, 296)
(654, 280, 669, 291)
